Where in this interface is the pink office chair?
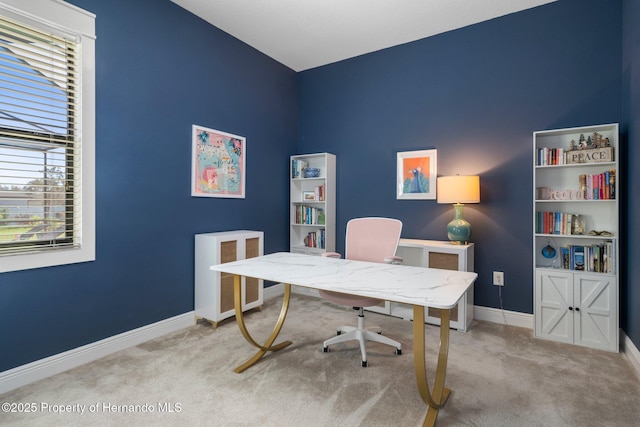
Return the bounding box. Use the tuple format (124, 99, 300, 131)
(320, 217, 403, 367)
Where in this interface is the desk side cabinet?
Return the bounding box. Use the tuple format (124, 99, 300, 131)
(195, 230, 264, 327)
(366, 239, 474, 331)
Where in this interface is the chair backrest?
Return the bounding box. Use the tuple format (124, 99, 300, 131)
(344, 217, 402, 263)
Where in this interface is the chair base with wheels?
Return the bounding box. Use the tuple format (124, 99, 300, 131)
(320, 290, 402, 367)
(322, 306, 401, 367)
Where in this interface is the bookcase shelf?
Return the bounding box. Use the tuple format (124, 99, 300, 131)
(290, 153, 335, 255)
(535, 161, 616, 169)
(533, 123, 619, 352)
(535, 233, 616, 239)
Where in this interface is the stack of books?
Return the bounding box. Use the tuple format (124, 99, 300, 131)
(295, 205, 324, 225)
(579, 170, 615, 200)
(537, 147, 565, 165)
(560, 243, 615, 273)
(303, 230, 325, 249)
(536, 211, 578, 235)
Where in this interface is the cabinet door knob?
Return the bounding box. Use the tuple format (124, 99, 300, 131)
(568, 306, 573, 311)
(575, 307, 580, 312)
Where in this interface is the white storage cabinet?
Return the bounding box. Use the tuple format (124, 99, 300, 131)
(195, 230, 263, 327)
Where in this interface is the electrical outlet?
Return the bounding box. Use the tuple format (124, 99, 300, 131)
(493, 271, 504, 286)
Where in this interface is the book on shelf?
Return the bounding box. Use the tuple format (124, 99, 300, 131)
(561, 247, 570, 269)
(571, 245, 585, 271)
(314, 184, 325, 201)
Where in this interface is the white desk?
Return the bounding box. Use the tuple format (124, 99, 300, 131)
(210, 252, 478, 427)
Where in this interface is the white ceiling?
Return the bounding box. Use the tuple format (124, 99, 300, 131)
(171, 0, 556, 72)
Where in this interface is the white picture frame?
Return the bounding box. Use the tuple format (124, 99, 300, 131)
(396, 149, 437, 200)
(191, 125, 246, 198)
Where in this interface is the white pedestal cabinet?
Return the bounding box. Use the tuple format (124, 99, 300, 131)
(366, 239, 475, 331)
(195, 230, 264, 327)
(533, 123, 619, 352)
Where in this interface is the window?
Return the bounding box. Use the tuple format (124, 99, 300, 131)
(0, 0, 95, 272)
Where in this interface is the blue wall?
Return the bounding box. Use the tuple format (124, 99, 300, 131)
(622, 0, 640, 347)
(1, 0, 638, 373)
(0, 0, 297, 371)
(298, 0, 622, 316)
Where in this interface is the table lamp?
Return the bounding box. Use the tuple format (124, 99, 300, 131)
(437, 175, 480, 244)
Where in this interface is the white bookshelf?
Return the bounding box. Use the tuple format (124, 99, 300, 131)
(533, 123, 619, 352)
(289, 153, 336, 255)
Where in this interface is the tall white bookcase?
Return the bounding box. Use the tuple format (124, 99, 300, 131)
(290, 153, 336, 255)
(533, 123, 619, 352)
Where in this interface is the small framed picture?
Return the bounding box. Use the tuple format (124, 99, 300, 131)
(396, 149, 437, 200)
(303, 191, 316, 201)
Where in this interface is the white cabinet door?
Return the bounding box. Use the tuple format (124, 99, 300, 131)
(535, 270, 573, 344)
(574, 274, 616, 351)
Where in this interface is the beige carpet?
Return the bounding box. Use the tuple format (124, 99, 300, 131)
(1, 293, 639, 426)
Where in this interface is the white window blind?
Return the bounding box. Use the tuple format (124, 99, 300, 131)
(0, 14, 81, 255)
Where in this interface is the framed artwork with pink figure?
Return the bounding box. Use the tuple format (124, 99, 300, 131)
(396, 149, 437, 200)
(191, 125, 245, 198)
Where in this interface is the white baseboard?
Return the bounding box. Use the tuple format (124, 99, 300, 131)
(473, 305, 535, 329)
(0, 312, 195, 395)
(622, 331, 640, 379)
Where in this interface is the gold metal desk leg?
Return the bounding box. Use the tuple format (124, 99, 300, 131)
(233, 276, 292, 373)
(413, 306, 452, 427)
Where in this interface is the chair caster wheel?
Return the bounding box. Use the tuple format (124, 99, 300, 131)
(395, 348, 402, 355)
(323, 346, 329, 353)
(361, 360, 368, 367)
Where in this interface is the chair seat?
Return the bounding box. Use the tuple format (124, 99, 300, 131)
(318, 289, 383, 309)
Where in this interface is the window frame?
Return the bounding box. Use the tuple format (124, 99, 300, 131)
(0, 0, 95, 273)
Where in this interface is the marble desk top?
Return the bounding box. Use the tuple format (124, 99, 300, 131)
(210, 252, 478, 309)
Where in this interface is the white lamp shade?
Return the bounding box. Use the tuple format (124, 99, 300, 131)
(437, 175, 480, 204)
